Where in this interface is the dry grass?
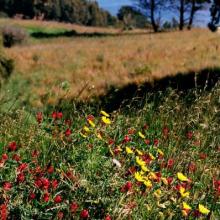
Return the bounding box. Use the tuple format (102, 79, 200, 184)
(2, 19, 220, 107)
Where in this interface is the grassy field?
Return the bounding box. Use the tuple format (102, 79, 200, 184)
(0, 19, 219, 219)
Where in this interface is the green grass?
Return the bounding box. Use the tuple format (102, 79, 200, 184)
(0, 83, 219, 219)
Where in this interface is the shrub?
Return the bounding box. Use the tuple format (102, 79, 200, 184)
(0, 54, 14, 84)
(2, 25, 28, 48)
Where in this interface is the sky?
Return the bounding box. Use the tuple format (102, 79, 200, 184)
(96, 0, 211, 27)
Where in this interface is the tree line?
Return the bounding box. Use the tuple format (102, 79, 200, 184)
(0, 0, 117, 26)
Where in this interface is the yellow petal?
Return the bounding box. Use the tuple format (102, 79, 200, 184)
(183, 202, 192, 210)
(126, 147, 134, 154)
(100, 110, 110, 117)
(96, 132, 102, 140)
(136, 149, 143, 156)
(144, 179, 152, 188)
(179, 187, 190, 198)
(141, 165, 150, 172)
(149, 153, 155, 160)
(157, 149, 164, 156)
(198, 204, 210, 215)
(88, 120, 95, 128)
(134, 172, 144, 182)
(83, 126, 90, 132)
(177, 172, 189, 182)
(154, 189, 162, 198)
(148, 172, 157, 180)
(80, 132, 87, 138)
(102, 116, 111, 125)
(161, 177, 168, 185)
(136, 156, 145, 167)
(138, 131, 146, 139)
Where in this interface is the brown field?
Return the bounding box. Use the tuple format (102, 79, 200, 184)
(2, 19, 220, 107)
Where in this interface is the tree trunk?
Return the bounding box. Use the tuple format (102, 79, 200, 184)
(187, 0, 196, 30)
(150, 0, 158, 32)
(179, 0, 184, 30)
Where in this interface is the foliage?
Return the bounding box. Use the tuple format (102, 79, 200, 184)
(2, 25, 28, 47)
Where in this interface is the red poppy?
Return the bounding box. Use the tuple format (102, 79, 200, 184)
(1, 154, 8, 161)
(31, 150, 39, 158)
(54, 195, 62, 203)
(145, 139, 150, 145)
(143, 124, 149, 130)
(154, 139, 159, 146)
(17, 173, 25, 183)
(167, 159, 174, 169)
(70, 202, 79, 213)
(128, 128, 136, 134)
(188, 162, 196, 172)
(52, 112, 57, 119)
(47, 165, 54, 174)
(57, 211, 64, 220)
(43, 192, 50, 202)
(65, 128, 72, 137)
(80, 209, 89, 219)
(29, 192, 36, 200)
(167, 177, 173, 185)
(57, 112, 63, 119)
(0, 204, 7, 220)
(51, 179, 59, 190)
(35, 179, 43, 188)
(105, 215, 112, 220)
(186, 131, 193, 139)
(87, 114, 95, 122)
(36, 112, 43, 124)
(3, 182, 12, 191)
(41, 178, 50, 190)
(121, 181, 132, 192)
(108, 139, 114, 145)
(18, 163, 28, 172)
(123, 135, 131, 143)
(8, 142, 17, 151)
(12, 154, 20, 162)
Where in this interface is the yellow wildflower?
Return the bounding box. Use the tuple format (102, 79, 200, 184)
(141, 165, 150, 172)
(161, 177, 168, 185)
(96, 132, 102, 140)
(138, 131, 145, 139)
(157, 149, 164, 156)
(136, 156, 145, 167)
(154, 189, 162, 198)
(102, 116, 111, 125)
(149, 172, 157, 180)
(80, 133, 87, 138)
(198, 204, 210, 215)
(126, 147, 134, 154)
(149, 153, 155, 160)
(83, 126, 90, 133)
(134, 172, 144, 182)
(136, 149, 143, 156)
(183, 202, 192, 210)
(177, 172, 189, 182)
(100, 110, 110, 117)
(179, 187, 190, 198)
(144, 179, 152, 188)
(88, 120, 95, 128)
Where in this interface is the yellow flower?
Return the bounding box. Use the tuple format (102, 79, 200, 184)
(100, 110, 110, 117)
(144, 179, 152, 188)
(88, 120, 95, 128)
(126, 147, 134, 154)
(102, 116, 111, 125)
(149, 153, 155, 160)
(157, 149, 164, 156)
(96, 132, 102, 140)
(80, 132, 87, 138)
(183, 202, 192, 210)
(179, 187, 190, 198)
(154, 189, 162, 198)
(141, 165, 150, 172)
(198, 204, 210, 215)
(134, 172, 144, 182)
(138, 131, 145, 139)
(136, 149, 143, 156)
(161, 177, 168, 185)
(136, 156, 145, 167)
(83, 126, 90, 133)
(177, 172, 189, 182)
(148, 172, 157, 180)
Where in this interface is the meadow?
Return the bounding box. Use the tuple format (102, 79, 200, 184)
(0, 19, 219, 219)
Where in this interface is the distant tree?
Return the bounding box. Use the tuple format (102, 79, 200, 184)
(117, 5, 150, 28)
(132, 0, 166, 32)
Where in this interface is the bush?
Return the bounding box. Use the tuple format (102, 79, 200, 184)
(0, 54, 14, 84)
(2, 25, 28, 48)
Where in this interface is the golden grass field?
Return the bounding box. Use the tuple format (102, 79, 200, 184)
(1, 19, 220, 107)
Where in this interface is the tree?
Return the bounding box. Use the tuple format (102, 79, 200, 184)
(132, 0, 165, 32)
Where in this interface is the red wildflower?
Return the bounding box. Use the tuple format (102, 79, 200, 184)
(35, 179, 43, 188)
(87, 114, 95, 122)
(1, 154, 8, 161)
(123, 135, 131, 143)
(162, 126, 169, 137)
(143, 124, 149, 130)
(188, 162, 196, 172)
(154, 139, 159, 146)
(167, 158, 174, 169)
(0, 204, 7, 220)
(31, 150, 39, 158)
(167, 177, 173, 185)
(29, 192, 36, 200)
(186, 131, 193, 139)
(199, 153, 207, 160)
(43, 192, 50, 202)
(17, 163, 28, 172)
(121, 181, 132, 192)
(128, 128, 136, 134)
(145, 139, 150, 145)
(52, 112, 57, 119)
(57, 112, 63, 119)
(65, 128, 72, 137)
(108, 139, 114, 145)
(51, 179, 59, 190)
(70, 202, 79, 213)
(47, 165, 54, 174)
(36, 112, 43, 124)
(12, 154, 20, 162)
(8, 141, 17, 151)
(41, 178, 50, 190)
(54, 195, 62, 203)
(80, 209, 89, 219)
(105, 215, 112, 220)
(3, 182, 12, 191)
(17, 173, 25, 183)
(57, 211, 64, 220)
(113, 146, 121, 155)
